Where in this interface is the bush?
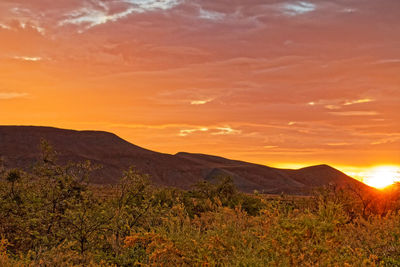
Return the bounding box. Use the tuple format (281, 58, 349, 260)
(1, 143, 400, 265)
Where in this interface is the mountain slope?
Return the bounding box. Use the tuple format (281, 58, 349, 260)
(175, 152, 370, 194)
(0, 126, 205, 186)
(0, 126, 370, 194)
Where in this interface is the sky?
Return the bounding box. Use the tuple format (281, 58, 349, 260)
(0, 0, 399, 178)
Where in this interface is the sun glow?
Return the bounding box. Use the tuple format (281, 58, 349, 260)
(363, 166, 400, 189)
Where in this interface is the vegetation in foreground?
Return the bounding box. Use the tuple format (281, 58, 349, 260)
(1, 142, 400, 266)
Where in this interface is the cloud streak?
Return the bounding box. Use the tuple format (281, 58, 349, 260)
(329, 111, 379, 116)
(282, 1, 316, 16)
(343, 99, 374, 106)
(179, 127, 209, 136)
(0, 92, 28, 100)
(13, 56, 42, 62)
(59, 0, 182, 29)
(190, 99, 214, 105)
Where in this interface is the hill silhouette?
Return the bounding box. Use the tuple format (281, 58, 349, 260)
(0, 126, 371, 194)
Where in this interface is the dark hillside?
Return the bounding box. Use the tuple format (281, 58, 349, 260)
(0, 126, 372, 193)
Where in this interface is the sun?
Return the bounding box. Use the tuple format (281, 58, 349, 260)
(363, 166, 400, 189)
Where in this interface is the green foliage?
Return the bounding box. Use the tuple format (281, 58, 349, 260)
(0, 142, 400, 266)
(183, 176, 265, 217)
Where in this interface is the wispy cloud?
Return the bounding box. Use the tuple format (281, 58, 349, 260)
(308, 98, 375, 110)
(212, 127, 242, 136)
(371, 136, 400, 145)
(199, 9, 225, 21)
(342, 8, 357, 13)
(14, 20, 46, 35)
(59, 7, 135, 29)
(123, 0, 181, 11)
(0, 92, 29, 100)
(13, 56, 42, 62)
(264, 145, 279, 149)
(343, 99, 374, 106)
(374, 59, 400, 64)
(60, 0, 181, 29)
(179, 127, 209, 136)
(178, 126, 241, 136)
(282, 1, 316, 16)
(0, 23, 11, 30)
(324, 105, 341, 110)
(326, 142, 352, 146)
(329, 111, 379, 116)
(190, 99, 214, 105)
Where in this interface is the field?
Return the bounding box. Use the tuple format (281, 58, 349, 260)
(1, 152, 400, 266)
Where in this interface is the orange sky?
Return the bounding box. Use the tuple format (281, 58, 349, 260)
(0, 0, 399, 176)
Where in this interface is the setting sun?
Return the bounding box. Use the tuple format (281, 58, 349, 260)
(363, 166, 400, 189)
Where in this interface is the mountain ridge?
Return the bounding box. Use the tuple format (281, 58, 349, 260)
(0, 125, 372, 194)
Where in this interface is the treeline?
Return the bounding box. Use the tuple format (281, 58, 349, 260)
(1, 142, 400, 266)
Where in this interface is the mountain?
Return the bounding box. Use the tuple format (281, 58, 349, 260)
(0, 126, 205, 187)
(0, 126, 371, 194)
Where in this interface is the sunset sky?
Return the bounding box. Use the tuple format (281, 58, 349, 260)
(0, 0, 399, 181)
